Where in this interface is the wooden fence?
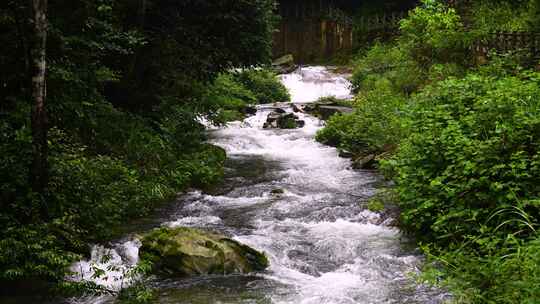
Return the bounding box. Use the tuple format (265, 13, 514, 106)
(273, 0, 540, 64)
(355, 12, 407, 32)
(273, 19, 353, 63)
(474, 32, 540, 61)
(354, 12, 540, 62)
(273, 0, 354, 63)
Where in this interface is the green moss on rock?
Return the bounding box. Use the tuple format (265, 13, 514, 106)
(139, 227, 269, 277)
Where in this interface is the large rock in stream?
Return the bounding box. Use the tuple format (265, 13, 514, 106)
(271, 54, 297, 74)
(263, 111, 305, 129)
(139, 227, 269, 277)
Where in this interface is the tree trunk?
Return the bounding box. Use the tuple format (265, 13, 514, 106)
(29, 0, 48, 198)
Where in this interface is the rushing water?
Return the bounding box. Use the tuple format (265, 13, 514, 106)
(67, 66, 449, 304)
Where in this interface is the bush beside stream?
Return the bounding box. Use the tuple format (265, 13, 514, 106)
(317, 1, 540, 302)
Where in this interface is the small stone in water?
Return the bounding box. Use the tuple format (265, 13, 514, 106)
(271, 188, 285, 195)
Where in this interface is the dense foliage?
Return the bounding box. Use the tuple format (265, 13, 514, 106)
(393, 72, 540, 243)
(395, 70, 540, 303)
(316, 81, 405, 155)
(0, 0, 278, 295)
(206, 69, 289, 124)
(235, 69, 291, 104)
(317, 0, 540, 302)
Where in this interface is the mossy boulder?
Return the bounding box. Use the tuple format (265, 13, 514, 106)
(139, 227, 269, 277)
(271, 54, 297, 74)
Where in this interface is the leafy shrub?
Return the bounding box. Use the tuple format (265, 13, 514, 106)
(399, 0, 471, 67)
(175, 144, 226, 189)
(470, 0, 532, 34)
(422, 235, 540, 304)
(388, 71, 540, 245)
(204, 73, 256, 123)
(317, 1, 540, 302)
(316, 81, 406, 155)
(530, 0, 540, 31)
(0, 102, 227, 284)
(427, 63, 466, 83)
(235, 69, 290, 104)
(0, 225, 79, 282)
(118, 283, 155, 304)
(367, 199, 385, 212)
(351, 42, 424, 94)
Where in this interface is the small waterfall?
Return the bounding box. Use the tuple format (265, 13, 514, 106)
(280, 66, 353, 103)
(69, 239, 141, 292)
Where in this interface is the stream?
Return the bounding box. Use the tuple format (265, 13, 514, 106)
(69, 66, 449, 304)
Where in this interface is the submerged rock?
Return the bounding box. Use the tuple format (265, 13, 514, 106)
(140, 227, 269, 277)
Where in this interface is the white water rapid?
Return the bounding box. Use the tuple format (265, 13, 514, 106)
(68, 66, 448, 304)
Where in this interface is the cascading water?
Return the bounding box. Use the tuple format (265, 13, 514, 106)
(68, 66, 449, 304)
(280, 66, 353, 103)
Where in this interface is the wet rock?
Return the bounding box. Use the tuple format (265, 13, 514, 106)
(271, 54, 297, 74)
(316, 106, 353, 120)
(302, 103, 317, 112)
(263, 111, 304, 129)
(338, 149, 353, 158)
(263, 111, 280, 128)
(277, 113, 300, 129)
(273, 107, 286, 114)
(242, 105, 257, 116)
(352, 154, 377, 170)
(272, 54, 294, 66)
(301, 102, 353, 120)
(291, 104, 303, 113)
(140, 227, 269, 277)
(266, 112, 282, 123)
(270, 188, 285, 195)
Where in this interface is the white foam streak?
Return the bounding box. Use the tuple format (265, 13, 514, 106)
(68, 240, 141, 291)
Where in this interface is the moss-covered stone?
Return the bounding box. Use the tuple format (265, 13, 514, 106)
(367, 199, 385, 212)
(139, 227, 269, 277)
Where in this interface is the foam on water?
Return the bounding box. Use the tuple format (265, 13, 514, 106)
(164, 215, 222, 228)
(69, 240, 141, 292)
(280, 66, 354, 103)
